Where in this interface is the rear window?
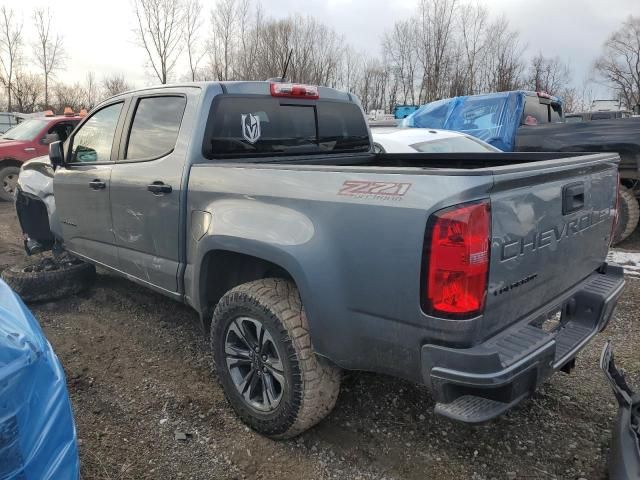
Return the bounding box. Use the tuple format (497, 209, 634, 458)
(202, 97, 370, 159)
(522, 98, 563, 125)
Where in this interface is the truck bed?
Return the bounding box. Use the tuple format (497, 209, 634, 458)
(221, 150, 616, 172)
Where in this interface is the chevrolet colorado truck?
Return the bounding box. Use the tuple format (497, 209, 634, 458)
(10, 81, 625, 438)
(403, 91, 640, 243)
(0, 112, 82, 201)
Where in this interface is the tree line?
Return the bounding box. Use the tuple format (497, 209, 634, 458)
(0, 0, 639, 115)
(0, 6, 133, 114)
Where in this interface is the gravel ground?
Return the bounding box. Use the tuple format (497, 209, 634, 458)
(1, 201, 638, 480)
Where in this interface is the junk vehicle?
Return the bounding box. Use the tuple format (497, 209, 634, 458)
(403, 90, 640, 243)
(8, 81, 625, 438)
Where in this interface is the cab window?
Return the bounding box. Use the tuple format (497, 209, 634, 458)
(125, 96, 186, 160)
(70, 103, 123, 163)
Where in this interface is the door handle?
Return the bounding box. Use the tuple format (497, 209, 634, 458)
(89, 179, 106, 190)
(147, 181, 172, 195)
(562, 182, 585, 215)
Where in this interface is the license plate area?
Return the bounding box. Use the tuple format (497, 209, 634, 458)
(530, 305, 566, 334)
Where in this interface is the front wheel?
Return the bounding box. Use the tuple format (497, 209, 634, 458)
(1, 253, 96, 302)
(211, 278, 341, 439)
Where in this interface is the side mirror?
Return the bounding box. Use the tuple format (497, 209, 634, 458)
(49, 140, 64, 169)
(41, 133, 60, 145)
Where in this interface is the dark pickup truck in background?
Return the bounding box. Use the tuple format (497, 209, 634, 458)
(9, 81, 624, 439)
(404, 91, 640, 243)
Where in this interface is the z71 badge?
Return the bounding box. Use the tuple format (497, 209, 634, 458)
(339, 181, 412, 201)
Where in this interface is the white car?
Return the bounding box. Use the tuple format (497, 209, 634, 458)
(371, 127, 501, 153)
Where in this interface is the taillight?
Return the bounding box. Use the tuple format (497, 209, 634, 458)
(423, 200, 491, 319)
(270, 82, 319, 99)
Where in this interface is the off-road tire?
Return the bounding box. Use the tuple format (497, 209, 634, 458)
(1, 255, 96, 302)
(0, 165, 20, 202)
(211, 278, 341, 439)
(613, 185, 640, 245)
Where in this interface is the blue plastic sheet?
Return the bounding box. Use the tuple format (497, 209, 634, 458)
(0, 279, 79, 480)
(401, 91, 527, 152)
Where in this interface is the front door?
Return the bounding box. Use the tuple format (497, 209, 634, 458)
(53, 101, 125, 266)
(109, 94, 187, 292)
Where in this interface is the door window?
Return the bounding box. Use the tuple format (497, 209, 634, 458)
(71, 103, 123, 163)
(125, 96, 186, 160)
(45, 122, 78, 144)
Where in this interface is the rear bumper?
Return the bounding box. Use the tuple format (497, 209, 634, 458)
(422, 264, 625, 423)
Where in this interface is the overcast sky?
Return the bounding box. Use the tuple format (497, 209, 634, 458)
(8, 0, 640, 96)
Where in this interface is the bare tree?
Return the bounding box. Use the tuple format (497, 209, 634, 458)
(84, 72, 98, 109)
(209, 0, 237, 80)
(184, 0, 204, 81)
(527, 53, 570, 95)
(102, 73, 132, 97)
(384, 20, 418, 105)
(416, 0, 458, 102)
(52, 82, 85, 112)
(482, 16, 525, 92)
(32, 8, 64, 109)
(133, 0, 184, 84)
(595, 15, 640, 110)
(458, 2, 488, 94)
(13, 70, 43, 113)
(0, 6, 23, 111)
(339, 46, 363, 95)
(235, 0, 262, 80)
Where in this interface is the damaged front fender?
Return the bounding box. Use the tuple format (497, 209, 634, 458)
(15, 156, 61, 253)
(600, 341, 640, 480)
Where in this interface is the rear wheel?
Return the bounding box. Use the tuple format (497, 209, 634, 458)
(613, 185, 640, 245)
(0, 165, 20, 202)
(211, 278, 341, 439)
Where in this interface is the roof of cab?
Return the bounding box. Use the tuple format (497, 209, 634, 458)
(106, 81, 356, 103)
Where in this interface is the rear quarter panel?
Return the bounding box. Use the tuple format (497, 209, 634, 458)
(184, 164, 494, 378)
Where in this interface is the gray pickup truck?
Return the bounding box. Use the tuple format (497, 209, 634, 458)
(11, 81, 625, 439)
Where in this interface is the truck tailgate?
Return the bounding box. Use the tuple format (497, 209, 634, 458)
(484, 154, 618, 338)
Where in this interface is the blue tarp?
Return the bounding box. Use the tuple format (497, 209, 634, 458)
(0, 279, 79, 480)
(401, 91, 527, 152)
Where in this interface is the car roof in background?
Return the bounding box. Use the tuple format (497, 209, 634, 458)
(371, 127, 467, 140)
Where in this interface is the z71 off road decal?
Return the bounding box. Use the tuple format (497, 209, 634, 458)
(338, 181, 412, 201)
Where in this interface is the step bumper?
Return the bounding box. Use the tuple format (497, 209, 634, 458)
(421, 264, 625, 423)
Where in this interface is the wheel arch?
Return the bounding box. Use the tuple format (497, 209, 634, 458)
(196, 248, 306, 334)
(0, 158, 23, 169)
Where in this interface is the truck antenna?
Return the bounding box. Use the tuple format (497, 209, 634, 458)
(280, 49, 293, 82)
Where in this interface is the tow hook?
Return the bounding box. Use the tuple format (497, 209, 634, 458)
(24, 236, 44, 256)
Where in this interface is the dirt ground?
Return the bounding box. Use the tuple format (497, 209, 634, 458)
(1, 201, 638, 480)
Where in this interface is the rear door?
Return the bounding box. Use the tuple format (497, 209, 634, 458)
(109, 93, 188, 293)
(484, 155, 618, 337)
(53, 101, 126, 265)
